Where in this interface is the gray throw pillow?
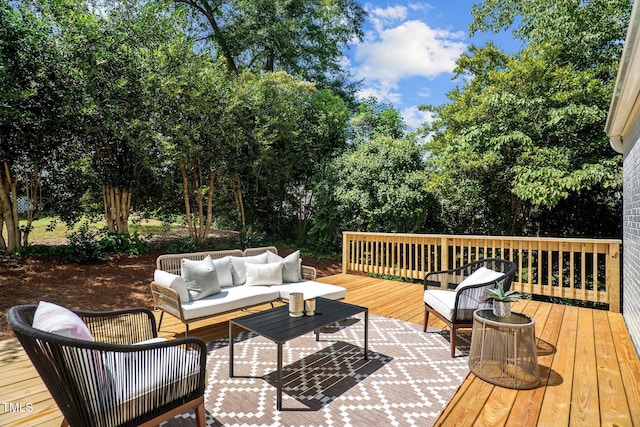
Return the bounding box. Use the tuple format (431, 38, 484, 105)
(181, 256, 220, 300)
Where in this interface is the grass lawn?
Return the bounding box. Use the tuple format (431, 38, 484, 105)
(19, 216, 189, 245)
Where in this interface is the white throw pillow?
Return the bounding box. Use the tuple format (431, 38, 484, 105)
(456, 267, 504, 291)
(212, 256, 234, 288)
(266, 250, 301, 283)
(32, 301, 94, 341)
(181, 256, 221, 300)
(230, 253, 268, 285)
(154, 269, 190, 302)
(245, 262, 284, 286)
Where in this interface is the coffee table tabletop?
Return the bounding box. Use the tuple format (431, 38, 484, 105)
(229, 297, 368, 410)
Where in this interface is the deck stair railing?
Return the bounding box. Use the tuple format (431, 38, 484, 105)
(342, 232, 622, 312)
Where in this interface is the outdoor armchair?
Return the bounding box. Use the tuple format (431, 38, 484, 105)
(7, 304, 207, 427)
(423, 258, 517, 357)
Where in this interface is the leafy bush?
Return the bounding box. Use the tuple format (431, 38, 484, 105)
(64, 223, 109, 262)
(166, 237, 205, 254)
(99, 231, 148, 255)
(16, 244, 63, 258)
(60, 223, 149, 262)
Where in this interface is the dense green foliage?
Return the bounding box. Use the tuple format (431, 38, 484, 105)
(176, 0, 366, 100)
(421, 0, 629, 237)
(0, 0, 629, 258)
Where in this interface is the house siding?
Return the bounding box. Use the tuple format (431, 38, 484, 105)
(623, 119, 640, 354)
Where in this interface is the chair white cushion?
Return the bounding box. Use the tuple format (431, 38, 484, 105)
(32, 301, 94, 341)
(245, 262, 283, 286)
(230, 253, 268, 285)
(180, 285, 280, 320)
(456, 267, 504, 291)
(425, 267, 504, 323)
(182, 256, 220, 301)
(267, 250, 302, 283)
(154, 269, 190, 303)
(104, 344, 200, 404)
(273, 281, 347, 301)
(423, 290, 458, 322)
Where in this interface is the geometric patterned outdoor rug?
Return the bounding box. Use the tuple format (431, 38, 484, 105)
(163, 314, 470, 427)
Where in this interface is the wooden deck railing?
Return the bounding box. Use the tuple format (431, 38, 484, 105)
(342, 232, 622, 312)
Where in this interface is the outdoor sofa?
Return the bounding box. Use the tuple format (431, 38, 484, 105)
(151, 246, 347, 334)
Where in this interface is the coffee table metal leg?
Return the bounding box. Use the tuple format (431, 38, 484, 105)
(229, 321, 235, 377)
(277, 342, 283, 410)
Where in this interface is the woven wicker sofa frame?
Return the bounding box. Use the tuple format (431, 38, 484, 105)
(151, 246, 320, 335)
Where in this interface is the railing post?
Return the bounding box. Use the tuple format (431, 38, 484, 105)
(608, 241, 622, 313)
(342, 232, 350, 274)
(441, 236, 449, 272)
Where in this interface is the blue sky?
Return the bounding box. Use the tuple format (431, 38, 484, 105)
(345, 1, 524, 128)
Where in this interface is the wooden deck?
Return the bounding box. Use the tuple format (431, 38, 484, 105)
(1, 273, 640, 426)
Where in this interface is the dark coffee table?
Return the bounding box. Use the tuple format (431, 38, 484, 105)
(229, 297, 368, 410)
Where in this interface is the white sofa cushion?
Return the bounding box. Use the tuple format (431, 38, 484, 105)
(182, 256, 220, 301)
(154, 269, 190, 302)
(273, 281, 347, 301)
(180, 285, 280, 320)
(245, 262, 283, 286)
(230, 253, 269, 285)
(267, 250, 301, 283)
(33, 301, 94, 341)
(212, 256, 234, 288)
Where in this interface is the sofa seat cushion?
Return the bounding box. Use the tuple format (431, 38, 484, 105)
(273, 281, 347, 301)
(424, 290, 476, 323)
(180, 286, 280, 320)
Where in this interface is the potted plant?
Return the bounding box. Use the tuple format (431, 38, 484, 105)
(485, 284, 521, 317)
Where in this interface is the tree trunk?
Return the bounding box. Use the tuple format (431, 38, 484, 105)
(22, 164, 41, 246)
(179, 158, 216, 241)
(231, 174, 246, 235)
(0, 161, 21, 253)
(103, 185, 131, 234)
(179, 158, 195, 238)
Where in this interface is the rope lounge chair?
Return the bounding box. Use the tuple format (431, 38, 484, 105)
(423, 259, 517, 357)
(7, 304, 207, 427)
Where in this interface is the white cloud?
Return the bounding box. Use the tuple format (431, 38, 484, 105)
(357, 85, 402, 105)
(355, 20, 466, 82)
(352, 8, 466, 106)
(401, 106, 434, 129)
(368, 5, 408, 33)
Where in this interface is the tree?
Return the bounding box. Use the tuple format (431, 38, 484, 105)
(309, 100, 437, 249)
(224, 71, 349, 242)
(0, 2, 69, 253)
(51, 0, 192, 234)
(420, 0, 630, 236)
(152, 50, 235, 241)
(174, 0, 365, 91)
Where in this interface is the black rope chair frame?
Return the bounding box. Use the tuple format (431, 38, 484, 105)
(423, 258, 517, 357)
(7, 305, 207, 427)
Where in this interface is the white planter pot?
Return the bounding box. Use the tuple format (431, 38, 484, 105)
(493, 301, 512, 317)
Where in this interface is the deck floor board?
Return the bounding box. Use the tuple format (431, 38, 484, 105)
(1, 273, 639, 426)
